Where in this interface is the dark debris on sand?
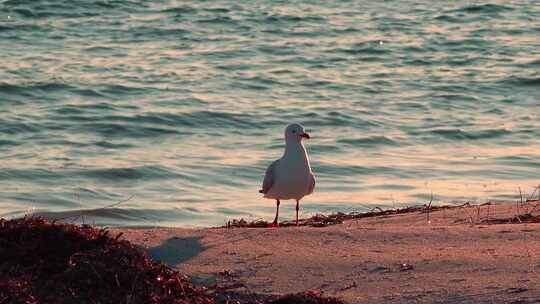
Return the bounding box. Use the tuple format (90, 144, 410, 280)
(224, 204, 464, 228)
(267, 291, 345, 304)
(0, 217, 346, 304)
(481, 212, 540, 224)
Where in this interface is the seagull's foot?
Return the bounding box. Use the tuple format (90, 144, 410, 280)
(268, 221, 279, 228)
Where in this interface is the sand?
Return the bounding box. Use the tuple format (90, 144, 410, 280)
(116, 202, 540, 304)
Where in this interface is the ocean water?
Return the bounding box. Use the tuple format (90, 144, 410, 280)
(0, 0, 539, 227)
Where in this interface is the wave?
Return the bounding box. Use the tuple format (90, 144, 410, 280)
(0, 81, 74, 97)
(337, 41, 390, 55)
(1, 165, 180, 183)
(99, 84, 158, 96)
(0, 120, 41, 135)
(78, 122, 182, 138)
(2, 109, 269, 139)
(495, 156, 540, 169)
(426, 128, 511, 141)
(435, 4, 512, 23)
(337, 136, 400, 148)
(0, 139, 20, 147)
(26, 205, 216, 227)
(129, 26, 189, 39)
(81, 165, 179, 181)
(0, 168, 65, 181)
(52, 103, 120, 115)
(519, 59, 540, 67)
(161, 6, 197, 15)
(436, 39, 494, 52)
(451, 4, 513, 14)
(500, 76, 540, 87)
(263, 14, 325, 24)
(274, 110, 380, 128)
(315, 163, 410, 178)
(3, 0, 148, 18)
(308, 144, 343, 155)
(429, 94, 479, 102)
(433, 14, 461, 23)
(94, 141, 134, 149)
(196, 16, 237, 25)
(32, 207, 187, 223)
(6, 5, 100, 19)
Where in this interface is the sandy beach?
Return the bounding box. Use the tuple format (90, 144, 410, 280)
(115, 202, 540, 304)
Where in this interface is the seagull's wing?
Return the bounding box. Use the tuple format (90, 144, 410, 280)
(259, 159, 279, 194)
(307, 173, 316, 195)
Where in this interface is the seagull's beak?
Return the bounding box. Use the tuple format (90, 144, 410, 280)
(301, 132, 311, 139)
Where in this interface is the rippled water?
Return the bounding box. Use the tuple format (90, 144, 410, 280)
(0, 0, 539, 227)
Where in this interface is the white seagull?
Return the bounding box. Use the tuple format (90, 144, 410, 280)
(259, 123, 316, 227)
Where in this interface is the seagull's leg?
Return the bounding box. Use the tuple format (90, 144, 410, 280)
(270, 199, 280, 228)
(295, 199, 300, 226)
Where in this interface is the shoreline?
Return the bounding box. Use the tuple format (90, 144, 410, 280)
(115, 201, 540, 303)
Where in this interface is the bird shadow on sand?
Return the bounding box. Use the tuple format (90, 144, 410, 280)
(147, 236, 205, 267)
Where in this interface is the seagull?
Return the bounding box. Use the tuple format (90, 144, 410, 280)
(259, 123, 316, 227)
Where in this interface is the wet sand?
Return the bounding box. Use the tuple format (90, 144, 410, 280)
(116, 202, 540, 303)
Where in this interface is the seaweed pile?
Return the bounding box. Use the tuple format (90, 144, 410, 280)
(269, 291, 345, 304)
(0, 217, 212, 304)
(0, 217, 345, 304)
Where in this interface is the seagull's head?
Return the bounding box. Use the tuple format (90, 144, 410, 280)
(285, 123, 310, 143)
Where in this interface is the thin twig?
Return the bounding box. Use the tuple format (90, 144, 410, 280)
(371, 207, 384, 213)
(426, 191, 433, 223)
(55, 195, 135, 222)
(487, 203, 491, 224)
(101, 195, 135, 209)
(526, 185, 539, 202)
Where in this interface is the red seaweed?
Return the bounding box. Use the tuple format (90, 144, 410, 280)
(266, 291, 345, 304)
(0, 217, 212, 304)
(0, 217, 347, 304)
